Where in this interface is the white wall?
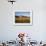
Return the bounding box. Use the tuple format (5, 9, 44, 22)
(0, 0, 46, 42)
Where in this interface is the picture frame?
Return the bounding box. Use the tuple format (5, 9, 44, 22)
(14, 10, 33, 26)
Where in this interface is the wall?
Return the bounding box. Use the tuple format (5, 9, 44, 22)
(0, 0, 46, 42)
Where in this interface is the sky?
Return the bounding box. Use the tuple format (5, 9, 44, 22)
(15, 12, 30, 17)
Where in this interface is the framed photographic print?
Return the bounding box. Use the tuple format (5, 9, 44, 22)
(14, 10, 33, 26)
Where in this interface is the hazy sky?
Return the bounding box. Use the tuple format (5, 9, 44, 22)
(15, 12, 30, 17)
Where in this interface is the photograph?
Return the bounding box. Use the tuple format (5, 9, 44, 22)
(15, 12, 30, 23)
(14, 10, 32, 26)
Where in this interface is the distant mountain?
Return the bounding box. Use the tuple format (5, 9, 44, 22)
(15, 16, 30, 18)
